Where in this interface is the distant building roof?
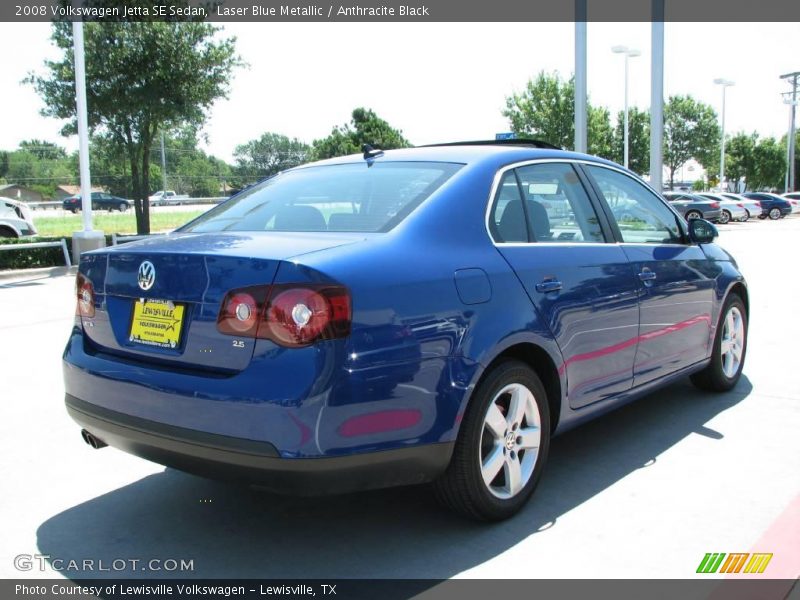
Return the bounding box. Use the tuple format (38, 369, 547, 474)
(57, 184, 107, 195)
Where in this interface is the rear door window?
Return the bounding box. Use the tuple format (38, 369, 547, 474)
(489, 162, 605, 243)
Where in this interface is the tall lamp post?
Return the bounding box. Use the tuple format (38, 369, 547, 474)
(612, 45, 640, 169)
(714, 78, 735, 190)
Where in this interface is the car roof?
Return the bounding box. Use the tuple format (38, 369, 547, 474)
(296, 143, 621, 171)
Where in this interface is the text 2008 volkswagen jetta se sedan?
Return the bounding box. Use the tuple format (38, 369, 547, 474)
(64, 141, 748, 520)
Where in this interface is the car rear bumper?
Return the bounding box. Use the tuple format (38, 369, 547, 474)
(66, 393, 453, 495)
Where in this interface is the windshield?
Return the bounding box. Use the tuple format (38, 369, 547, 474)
(181, 161, 462, 234)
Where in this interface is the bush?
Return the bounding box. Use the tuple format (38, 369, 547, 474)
(0, 236, 74, 270)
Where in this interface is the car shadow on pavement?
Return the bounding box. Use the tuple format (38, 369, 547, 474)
(36, 376, 752, 580)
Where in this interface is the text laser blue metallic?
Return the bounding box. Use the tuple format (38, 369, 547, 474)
(63, 141, 749, 520)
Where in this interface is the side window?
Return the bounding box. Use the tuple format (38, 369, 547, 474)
(515, 163, 604, 243)
(489, 171, 527, 243)
(586, 165, 682, 244)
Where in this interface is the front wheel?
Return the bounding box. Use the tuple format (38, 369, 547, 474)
(691, 294, 747, 392)
(118, 202, 128, 212)
(434, 360, 550, 521)
(718, 210, 731, 224)
(769, 207, 781, 220)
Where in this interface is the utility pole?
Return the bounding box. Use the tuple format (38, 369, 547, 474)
(574, 0, 587, 153)
(781, 72, 799, 192)
(650, 0, 665, 192)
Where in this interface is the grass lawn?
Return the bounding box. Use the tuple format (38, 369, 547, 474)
(33, 210, 207, 238)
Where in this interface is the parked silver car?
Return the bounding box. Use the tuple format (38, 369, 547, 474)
(0, 197, 37, 238)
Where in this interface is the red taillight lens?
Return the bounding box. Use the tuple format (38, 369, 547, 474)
(217, 284, 351, 348)
(217, 291, 261, 335)
(737, 203, 744, 207)
(710, 202, 719, 208)
(755, 202, 761, 207)
(76, 272, 95, 318)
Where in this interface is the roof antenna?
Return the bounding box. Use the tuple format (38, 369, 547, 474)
(362, 143, 384, 162)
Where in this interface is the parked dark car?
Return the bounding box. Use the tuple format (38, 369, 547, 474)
(64, 141, 749, 521)
(662, 191, 722, 223)
(742, 192, 792, 220)
(63, 192, 132, 213)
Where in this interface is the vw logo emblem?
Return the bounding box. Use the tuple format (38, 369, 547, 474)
(137, 261, 156, 291)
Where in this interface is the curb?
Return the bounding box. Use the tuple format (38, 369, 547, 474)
(0, 265, 78, 282)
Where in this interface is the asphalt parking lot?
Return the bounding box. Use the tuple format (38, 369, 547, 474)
(1, 217, 798, 581)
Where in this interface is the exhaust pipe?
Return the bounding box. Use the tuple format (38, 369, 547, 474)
(80, 429, 107, 449)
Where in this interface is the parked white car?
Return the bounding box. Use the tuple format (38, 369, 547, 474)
(0, 197, 37, 238)
(780, 193, 800, 214)
(719, 193, 764, 219)
(696, 193, 749, 223)
(148, 190, 190, 206)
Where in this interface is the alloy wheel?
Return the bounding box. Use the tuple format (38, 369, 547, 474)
(720, 306, 745, 379)
(479, 382, 541, 500)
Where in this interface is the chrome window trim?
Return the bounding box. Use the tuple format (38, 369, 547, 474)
(484, 158, 688, 247)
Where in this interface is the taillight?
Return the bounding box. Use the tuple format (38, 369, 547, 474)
(755, 202, 761, 207)
(217, 284, 351, 348)
(710, 202, 719, 208)
(76, 272, 95, 318)
(736, 203, 744, 207)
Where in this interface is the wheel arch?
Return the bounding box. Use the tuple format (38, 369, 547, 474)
(462, 341, 563, 435)
(0, 224, 20, 238)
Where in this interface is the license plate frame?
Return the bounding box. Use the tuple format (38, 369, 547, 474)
(129, 298, 186, 349)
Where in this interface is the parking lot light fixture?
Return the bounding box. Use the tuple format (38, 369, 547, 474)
(714, 78, 735, 190)
(612, 46, 641, 170)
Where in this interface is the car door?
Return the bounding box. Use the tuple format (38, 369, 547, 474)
(489, 161, 640, 409)
(583, 164, 715, 387)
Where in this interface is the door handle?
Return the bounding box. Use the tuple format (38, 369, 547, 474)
(638, 269, 657, 283)
(535, 279, 563, 293)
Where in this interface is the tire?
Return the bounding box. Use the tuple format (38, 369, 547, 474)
(691, 294, 747, 392)
(434, 360, 551, 521)
(118, 202, 128, 212)
(70, 208, 78, 214)
(0, 226, 18, 238)
(718, 210, 731, 224)
(769, 207, 781, 220)
(685, 210, 702, 220)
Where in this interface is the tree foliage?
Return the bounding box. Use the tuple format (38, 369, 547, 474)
(503, 71, 617, 158)
(312, 108, 410, 160)
(663, 95, 720, 189)
(27, 20, 241, 233)
(233, 133, 309, 185)
(612, 107, 650, 175)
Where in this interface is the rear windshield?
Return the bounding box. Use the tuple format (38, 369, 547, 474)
(181, 161, 462, 234)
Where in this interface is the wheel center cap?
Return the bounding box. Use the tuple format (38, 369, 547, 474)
(505, 431, 516, 450)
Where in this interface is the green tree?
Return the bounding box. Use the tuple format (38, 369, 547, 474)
(612, 107, 650, 175)
(663, 95, 720, 190)
(18, 139, 67, 161)
(588, 106, 614, 160)
(503, 71, 621, 155)
(28, 21, 242, 233)
(751, 137, 786, 190)
(233, 132, 309, 185)
(312, 108, 410, 160)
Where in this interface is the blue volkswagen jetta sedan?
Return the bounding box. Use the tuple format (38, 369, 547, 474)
(64, 141, 748, 520)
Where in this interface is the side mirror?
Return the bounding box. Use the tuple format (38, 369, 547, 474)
(688, 218, 718, 244)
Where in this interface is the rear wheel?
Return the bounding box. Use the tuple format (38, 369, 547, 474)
(685, 210, 702, 220)
(718, 210, 731, 224)
(691, 294, 747, 392)
(0, 226, 18, 238)
(118, 202, 128, 212)
(769, 207, 781, 220)
(434, 360, 550, 521)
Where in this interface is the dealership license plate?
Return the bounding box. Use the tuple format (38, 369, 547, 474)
(129, 299, 185, 349)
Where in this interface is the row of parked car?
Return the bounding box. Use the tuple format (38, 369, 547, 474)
(61, 190, 193, 213)
(663, 191, 799, 224)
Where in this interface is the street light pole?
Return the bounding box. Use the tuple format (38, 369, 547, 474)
(612, 46, 640, 170)
(781, 72, 799, 192)
(714, 78, 734, 190)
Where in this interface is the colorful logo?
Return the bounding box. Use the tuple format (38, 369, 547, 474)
(696, 552, 773, 574)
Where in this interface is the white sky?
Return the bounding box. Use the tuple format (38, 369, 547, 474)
(1, 22, 798, 162)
